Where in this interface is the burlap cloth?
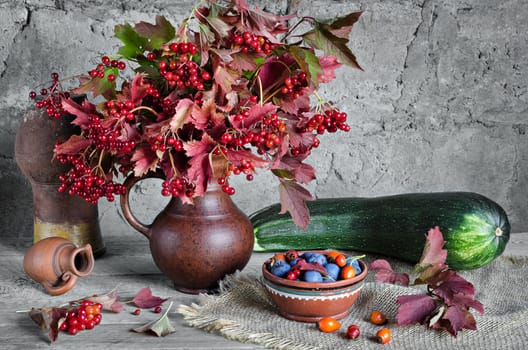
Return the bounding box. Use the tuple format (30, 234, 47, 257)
(177, 254, 528, 349)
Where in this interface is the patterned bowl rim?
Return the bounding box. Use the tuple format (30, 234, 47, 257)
(261, 250, 368, 290)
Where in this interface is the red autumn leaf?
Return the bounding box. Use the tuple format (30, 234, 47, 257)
(278, 156, 316, 185)
(230, 51, 259, 72)
(191, 98, 225, 130)
(396, 294, 437, 325)
(370, 259, 410, 286)
(132, 287, 170, 309)
(225, 148, 268, 169)
(54, 135, 91, 156)
(317, 55, 342, 83)
(414, 226, 448, 283)
(131, 145, 159, 177)
(61, 97, 95, 128)
(419, 226, 448, 267)
(231, 102, 277, 130)
(277, 178, 313, 230)
(130, 73, 149, 104)
(434, 304, 477, 337)
(290, 259, 327, 275)
(430, 271, 476, 304)
(170, 98, 194, 132)
(86, 290, 123, 313)
(183, 134, 216, 196)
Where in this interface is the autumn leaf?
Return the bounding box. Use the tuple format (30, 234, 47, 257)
(414, 226, 449, 283)
(61, 98, 95, 128)
(132, 301, 175, 337)
(86, 289, 123, 313)
(72, 68, 118, 100)
(288, 46, 322, 87)
(277, 178, 313, 230)
(317, 55, 343, 83)
(302, 23, 362, 70)
(323, 11, 363, 40)
(170, 98, 194, 132)
(29, 306, 69, 343)
(183, 135, 216, 196)
(396, 294, 437, 326)
(386, 227, 485, 337)
(134, 16, 175, 51)
(131, 146, 159, 177)
(130, 73, 149, 104)
(133, 287, 170, 309)
(54, 135, 91, 156)
(370, 259, 410, 286)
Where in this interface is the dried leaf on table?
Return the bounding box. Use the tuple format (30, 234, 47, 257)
(132, 301, 175, 337)
(133, 287, 170, 309)
(28, 306, 70, 343)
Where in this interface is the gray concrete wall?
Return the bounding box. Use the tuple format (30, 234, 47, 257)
(1, 0, 527, 243)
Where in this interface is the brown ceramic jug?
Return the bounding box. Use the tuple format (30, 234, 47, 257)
(15, 108, 105, 257)
(120, 161, 254, 294)
(23, 237, 95, 296)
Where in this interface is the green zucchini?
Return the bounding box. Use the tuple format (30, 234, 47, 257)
(250, 192, 510, 270)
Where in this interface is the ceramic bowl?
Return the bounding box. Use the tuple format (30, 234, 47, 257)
(261, 252, 368, 322)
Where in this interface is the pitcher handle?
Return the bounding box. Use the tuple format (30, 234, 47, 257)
(120, 172, 165, 239)
(42, 272, 78, 296)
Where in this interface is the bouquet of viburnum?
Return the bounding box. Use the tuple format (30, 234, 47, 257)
(30, 0, 362, 228)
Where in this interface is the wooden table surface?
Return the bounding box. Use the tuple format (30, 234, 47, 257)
(2, 228, 527, 350)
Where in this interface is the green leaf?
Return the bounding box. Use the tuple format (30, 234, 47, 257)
(288, 46, 322, 87)
(303, 24, 362, 70)
(271, 168, 294, 180)
(132, 301, 175, 337)
(114, 23, 149, 59)
(134, 16, 176, 51)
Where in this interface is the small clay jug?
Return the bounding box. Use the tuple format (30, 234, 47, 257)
(120, 159, 254, 294)
(23, 237, 95, 296)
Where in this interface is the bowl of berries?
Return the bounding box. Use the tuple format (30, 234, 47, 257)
(261, 250, 367, 322)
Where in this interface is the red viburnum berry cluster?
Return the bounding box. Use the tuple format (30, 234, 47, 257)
(156, 42, 211, 91)
(161, 177, 195, 198)
(56, 155, 126, 203)
(58, 300, 103, 336)
(29, 72, 70, 119)
(302, 108, 351, 134)
(89, 56, 126, 82)
(279, 71, 309, 99)
(231, 31, 275, 54)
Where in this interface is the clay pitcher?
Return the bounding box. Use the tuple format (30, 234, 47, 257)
(15, 108, 105, 257)
(23, 237, 95, 296)
(120, 161, 254, 294)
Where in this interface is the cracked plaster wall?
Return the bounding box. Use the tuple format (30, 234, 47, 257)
(1, 0, 527, 244)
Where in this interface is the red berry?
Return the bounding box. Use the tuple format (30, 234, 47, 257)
(154, 306, 162, 313)
(346, 324, 361, 339)
(133, 309, 141, 316)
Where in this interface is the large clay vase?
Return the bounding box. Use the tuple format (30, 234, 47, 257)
(14, 108, 106, 257)
(23, 237, 95, 296)
(120, 160, 254, 294)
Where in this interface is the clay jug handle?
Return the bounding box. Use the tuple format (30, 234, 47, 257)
(120, 171, 165, 239)
(42, 272, 78, 296)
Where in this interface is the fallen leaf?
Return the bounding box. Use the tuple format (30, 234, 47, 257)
(133, 287, 170, 309)
(86, 289, 123, 313)
(370, 259, 410, 286)
(132, 301, 175, 337)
